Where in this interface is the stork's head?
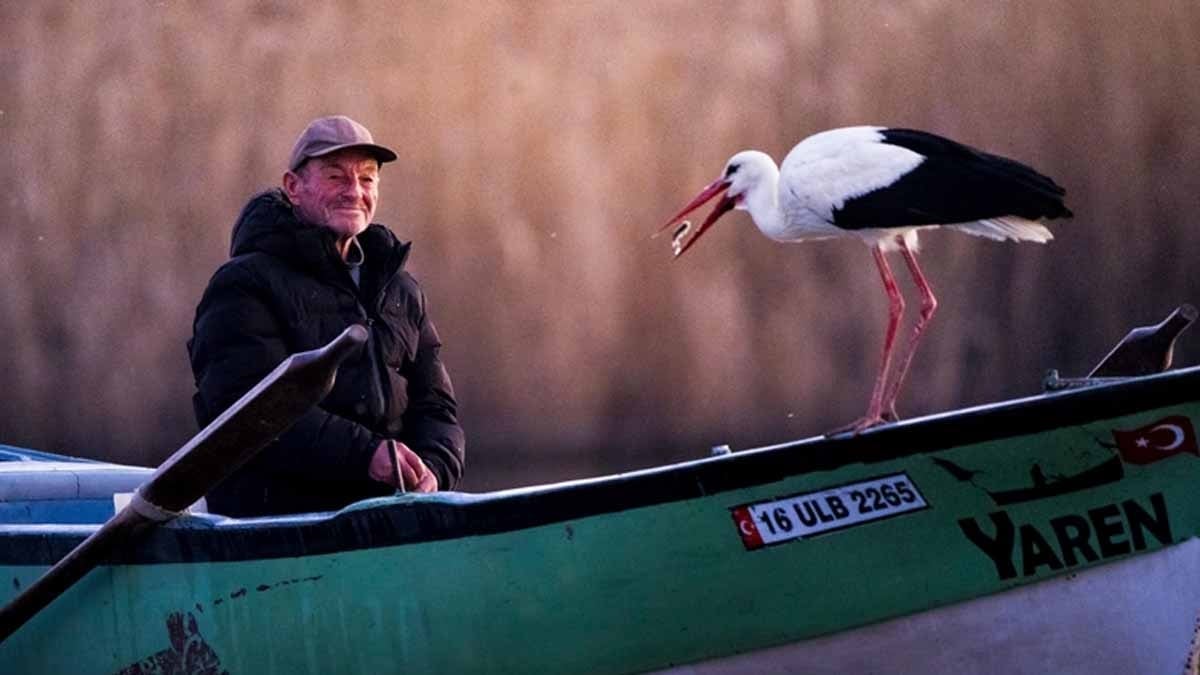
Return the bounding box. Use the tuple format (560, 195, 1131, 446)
(657, 150, 777, 257)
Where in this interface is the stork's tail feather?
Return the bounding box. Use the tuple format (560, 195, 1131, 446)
(953, 216, 1055, 243)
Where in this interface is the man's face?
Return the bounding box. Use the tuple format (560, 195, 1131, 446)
(283, 149, 380, 240)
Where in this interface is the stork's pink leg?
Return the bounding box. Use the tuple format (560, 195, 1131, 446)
(829, 245, 904, 436)
(882, 236, 938, 419)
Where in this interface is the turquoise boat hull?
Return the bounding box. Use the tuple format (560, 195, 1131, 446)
(4, 367, 1200, 673)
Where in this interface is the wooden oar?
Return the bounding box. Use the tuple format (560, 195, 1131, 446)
(0, 324, 368, 644)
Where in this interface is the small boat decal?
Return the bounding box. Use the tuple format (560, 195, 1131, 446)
(933, 455, 1125, 507)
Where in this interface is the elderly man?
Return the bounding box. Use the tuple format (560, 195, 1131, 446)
(189, 115, 465, 516)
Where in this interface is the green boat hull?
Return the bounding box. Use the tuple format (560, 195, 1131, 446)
(4, 367, 1200, 673)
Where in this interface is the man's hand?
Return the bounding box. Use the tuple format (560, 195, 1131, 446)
(368, 440, 438, 492)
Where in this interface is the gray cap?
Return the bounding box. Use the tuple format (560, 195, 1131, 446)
(287, 115, 398, 172)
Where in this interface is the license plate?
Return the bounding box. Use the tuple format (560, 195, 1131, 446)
(731, 472, 929, 550)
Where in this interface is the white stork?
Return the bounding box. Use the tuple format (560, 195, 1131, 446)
(658, 126, 1072, 434)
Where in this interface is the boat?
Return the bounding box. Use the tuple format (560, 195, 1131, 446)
(3, 313, 1200, 674)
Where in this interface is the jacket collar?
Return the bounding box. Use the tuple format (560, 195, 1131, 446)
(230, 189, 412, 290)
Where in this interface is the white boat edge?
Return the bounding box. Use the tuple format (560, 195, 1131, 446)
(655, 538, 1200, 675)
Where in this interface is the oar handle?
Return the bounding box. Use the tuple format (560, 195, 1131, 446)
(0, 325, 368, 644)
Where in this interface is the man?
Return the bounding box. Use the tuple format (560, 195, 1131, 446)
(189, 115, 465, 517)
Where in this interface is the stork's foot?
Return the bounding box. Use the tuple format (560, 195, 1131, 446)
(826, 404, 901, 437)
(825, 415, 888, 437)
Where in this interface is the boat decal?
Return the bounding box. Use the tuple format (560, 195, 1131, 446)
(933, 455, 1125, 507)
(730, 472, 928, 550)
(115, 611, 226, 675)
(932, 415, 1197, 511)
(958, 491, 1172, 581)
(1101, 415, 1198, 465)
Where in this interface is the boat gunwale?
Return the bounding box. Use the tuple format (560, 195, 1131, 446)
(2, 365, 1199, 566)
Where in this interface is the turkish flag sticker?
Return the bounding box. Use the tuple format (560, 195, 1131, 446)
(1110, 415, 1199, 465)
(731, 506, 765, 550)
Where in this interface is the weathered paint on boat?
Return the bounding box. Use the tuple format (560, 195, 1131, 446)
(3, 366, 1200, 673)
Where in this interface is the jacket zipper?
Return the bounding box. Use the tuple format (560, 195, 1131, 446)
(357, 304, 388, 419)
(360, 262, 406, 422)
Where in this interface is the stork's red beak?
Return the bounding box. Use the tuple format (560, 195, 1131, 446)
(656, 178, 735, 258)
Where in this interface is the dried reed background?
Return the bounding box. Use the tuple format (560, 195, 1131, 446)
(1, 1, 1198, 490)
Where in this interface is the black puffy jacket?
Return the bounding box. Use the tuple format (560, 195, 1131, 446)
(188, 189, 464, 516)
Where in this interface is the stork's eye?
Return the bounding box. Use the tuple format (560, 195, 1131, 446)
(725, 164, 740, 177)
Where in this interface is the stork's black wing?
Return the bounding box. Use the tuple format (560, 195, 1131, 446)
(831, 128, 1072, 230)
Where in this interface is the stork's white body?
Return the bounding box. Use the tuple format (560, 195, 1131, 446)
(726, 126, 1055, 251)
(661, 125, 1072, 433)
